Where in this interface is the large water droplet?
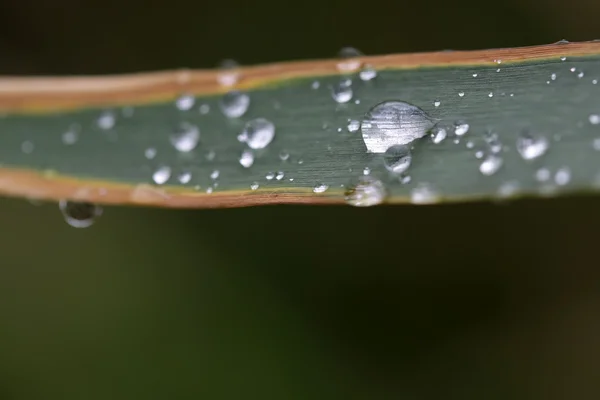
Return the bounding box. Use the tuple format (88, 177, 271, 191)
(344, 176, 387, 207)
(361, 101, 435, 153)
(516, 131, 549, 160)
(59, 200, 103, 228)
(239, 118, 275, 149)
(383, 145, 412, 174)
(239, 149, 254, 168)
(337, 47, 363, 72)
(479, 155, 503, 175)
(170, 122, 200, 152)
(152, 165, 172, 185)
(331, 81, 353, 103)
(220, 91, 250, 118)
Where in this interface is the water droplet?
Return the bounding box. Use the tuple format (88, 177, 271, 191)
(454, 122, 469, 136)
(59, 200, 103, 228)
(593, 79, 598, 85)
(431, 127, 447, 144)
(535, 168, 551, 182)
(276, 171, 285, 180)
(250, 182, 259, 191)
(313, 183, 329, 193)
(551, 73, 557, 80)
(205, 150, 216, 161)
(433, 100, 441, 107)
(488, 92, 494, 98)
(578, 71, 585, 78)
(554, 167, 571, 186)
(560, 56, 567, 61)
(383, 145, 412, 174)
(62, 125, 79, 145)
(458, 92, 465, 97)
(239, 149, 254, 168)
(199, 104, 210, 115)
(175, 94, 195, 111)
(344, 176, 387, 207)
(331, 81, 353, 103)
(337, 47, 363, 72)
(479, 155, 503, 176)
(472, 73, 478, 77)
(497, 181, 520, 198)
(239, 118, 275, 149)
(210, 170, 220, 180)
(516, 131, 549, 160)
(220, 91, 250, 118)
(589, 114, 600, 125)
(177, 170, 192, 184)
(593, 138, 600, 150)
(170, 122, 200, 152)
(363, 167, 371, 175)
(145, 147, 157, 160)
(311, 81, 320, 90)
(410, 183, 439, 204)
(400, 175, 412, 184)
(217, 59, 239, 87)
(570, 67, 576, 73)
(466, 140, 474, 149)
(475, 150, 484, 159)
(347, 119, 360, 133)
(152, 166, 171, 185)
(265, 172, 275, 181)
(21, 140, 34, 154)
(361, 101, 435, 153)
(206, 187, 213, 194)
(359, 65, 377, 81)
(97, 110, 116, 130)
(279, 151, 290, 161)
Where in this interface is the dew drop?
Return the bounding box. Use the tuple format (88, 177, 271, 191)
(97, 110, 116, 130)
(177, 170, 192, 184)
(344, 176, 387, 207)
(313, 183, 329, 193)
(210, 170, 220, 180)
(561, 56, 567, 61)
(361, 101, 435, 153)
(152, 166, 171, 185)
(458, 92, 465, 97)
(578, 71, 585, 78)
(516, 131, 549, 160)
(488, 92, 494, 98)
(337, 47, 363, 72)
(175, 94, 195, 111)
(589, 114, 600, 125)
(551, 73, 557, 80)
(472, 73, 478, 77)
(466, 140, 474, 149)
(265, 172, 275, 181)
(383, 145, 412, 174)
(59, 200, 103, 228)
(170, 122, 200, 152)
(220, 91, 250, 118)
(239, 118, 275, 149)
(276, 171, 285, 180)
(410, 183, 440, 204)
(239, 149, 254, 168)
(347, 119, 360, 133)
(331, 81, 353, 103)
(431, 127, 447, 144)
(250, 182, 259, 191)
(145, 147, 157, 160)
(363, 167, 371, 175)
(454, 122, 469, 136)
(359, 66, 377, 81)
(554, 167, 571, 186)
(479, 155, 503, 176)
(593, 138, 600, 151)
(433, 100, 441, 107)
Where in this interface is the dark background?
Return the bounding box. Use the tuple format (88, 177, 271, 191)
(1, 1, 599, 398)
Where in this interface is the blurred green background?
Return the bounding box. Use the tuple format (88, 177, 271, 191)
(1, 1, 600, 398)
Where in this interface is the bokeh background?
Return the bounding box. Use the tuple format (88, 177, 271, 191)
(1, 1, 600, 398)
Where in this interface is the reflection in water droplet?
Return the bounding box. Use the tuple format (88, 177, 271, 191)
(145, 147, 157, 160)
(170, 122, 200, 152)
(410, 183, 439, 204)
(347, 120, 360, 133)
(331, 81, 353, 103)
(361, 101, 435, 153)
(479, 155, 503, 176)
(240, 118, 275, 149)
(516, 131, 549, 160)
(176, 94, 195, 111)
(383, 145, 412, 174)
(239, 149, 254, 168)
(313, 183, 329, 193)
(220, 91, 250, 118)
(59, 200, 103, 228)
(590, 114, 600, 125)
(454, 122, 469, 136)
(555, 167, 571, 186)
(177, 170, 192, 184)
(431, 127, 447, 144)
(337, 47, 363, 72)
(97, 110, 116, 130)
(152, 166, 171, 185)
(344, 176, 387, 207)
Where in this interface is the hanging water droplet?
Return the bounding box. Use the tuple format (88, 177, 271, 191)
(433, 100, 441, 107)
(145, 147, 157, 160)
(344, 176, 387, 207)
(217, 59, 240, 87)
(516, 131, 549, 160)
(589, 114, 600, 125)
(337, 47, 363, 72)
(239, 149, 254, 168)
(206, 187, 213, 194)
(359, 65, 377, 81)
(313, 183, 329, 193)
(175, 94, 195, 111)
(535, 168, 551, 182)
(220, 91, 250, 118)
(554, 167, 571, 186)
(170, 122, 200, 152)
(331, 81, 353, 103)
(62, 125, 79, 145)
(276, 171, 285, 180)
(177, 170, 192, 184)
(152, 165, 171, 185)
(97, 110, 116, 130)
(410, 183, 439, 204)
(347, 119, 360, 133)
(239, 118, 275, 149)
(383, 145, 412, 174)
(431, 127, 447, 144)
(361, 100, 436, 153)
(250, 182, 259, 191)
(59, 200, 103, 228)
(454, 122, 469, 136)
(479, 155, 503, 176)
(21, 140, 34, 154)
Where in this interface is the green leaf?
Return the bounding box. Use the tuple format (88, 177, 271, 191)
(0, 41, 599, 208)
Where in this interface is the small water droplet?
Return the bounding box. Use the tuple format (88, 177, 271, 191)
(21, 140, 34, 154)
(331, 81, 353, 103)
(347, 119, 360, 133)
(177, 170, 192, 184)
(239, 118, 275, 149)
(276, 171, 285, 180)
(570, 67, 576, 73)
(535, 168, 551, 182)
(311, 80, 321, 90)
(454, 122, 469, 136)
(383, 144, 412, 174)
(279, 151, 290, 161)
(313, 183, 329, 193)
(479, 155, 503, 176)
(250, 182, 259, 191)
(239, 149, 254, 168)
(220, 91, 250, 118)
(488, 92, 494, 98)
(458, 92, 465, 97)
(62, 125, 79, 145)
(410, 183, 439, 204)
(578, 71, 585, 78)
(433, 100, 441, 107)
(265, 172, 275, 181)
(551, 73, 557, 80)
(560, 56, 567, 61)
(152, 166, 171, 185)
(472, 73, 478, 77)
(475, 150, 484, 159)
(592, 138, 600, 150)
(145, 147, 157, 160)
(516, 131, 549, 160)
(359, 65, 377, 81)
(217, 59, 239, 87)
(175, 94, 195, 111)
(593, 79, 598, 85)
(344, 176, 387, 207)
(59, 200, 103, 228)
(199, 104, 210, 115)
(554, 167, 571, 186)
(337, 47, 363, 72)
(497, 181, 520, 198)
(589, 114, 600, 125)
(466, 140, 474, 149)
(97, 110, 116, 130)
(363, 167, 371, 175)
(210, 170, 220, 180)
(431, 127, 447, 144)
(206, 187, 213, 194)
(361, 101, 435, 153)
(170, 122, 200, 152)
(400, 175, 412, 184)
